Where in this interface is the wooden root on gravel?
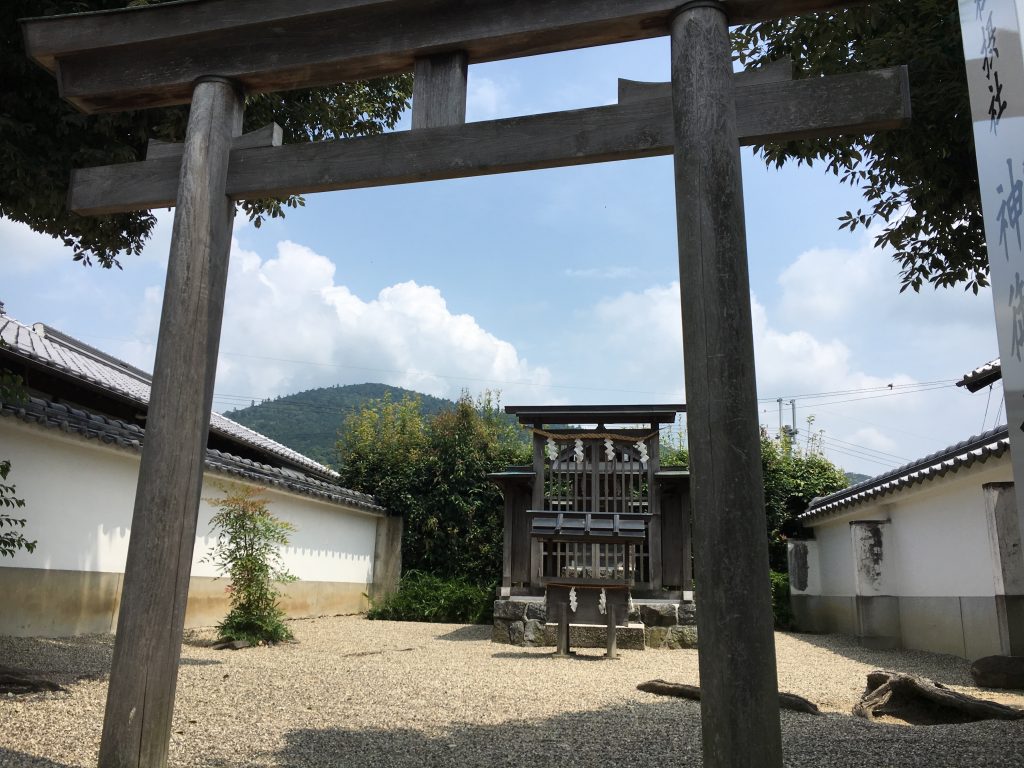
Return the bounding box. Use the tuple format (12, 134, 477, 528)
(0, 665, 66, 695)
(637, 679, 822, 715)
(853, 670, 1024, 725)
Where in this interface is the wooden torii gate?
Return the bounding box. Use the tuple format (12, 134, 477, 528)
(20, 2, 910, 767)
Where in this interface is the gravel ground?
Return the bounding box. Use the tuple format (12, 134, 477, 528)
(3, 616, 1024, 767)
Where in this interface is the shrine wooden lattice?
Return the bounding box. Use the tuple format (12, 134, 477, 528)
(19, 2, 912, 767)
(495, 404, 691, 599)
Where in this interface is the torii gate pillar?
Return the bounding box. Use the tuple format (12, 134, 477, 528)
(671, 4, 783, 765)
(98, 76, 242, 768)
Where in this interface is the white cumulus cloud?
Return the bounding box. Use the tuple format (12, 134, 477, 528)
(179, 239, 555, 404)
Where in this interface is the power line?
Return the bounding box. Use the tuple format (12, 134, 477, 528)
(816, 434, 910, 463)
(789, 382, 953, 409)
(755, 379, 956, 404)
(818, 443, 897, 469)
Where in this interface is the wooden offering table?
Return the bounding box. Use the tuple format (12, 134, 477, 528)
(532, 511, 646, 658)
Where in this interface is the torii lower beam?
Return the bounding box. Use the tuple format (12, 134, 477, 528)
(68, 66, 910, 216)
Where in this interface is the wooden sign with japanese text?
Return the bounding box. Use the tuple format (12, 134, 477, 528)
(960, 0, 1024, 541)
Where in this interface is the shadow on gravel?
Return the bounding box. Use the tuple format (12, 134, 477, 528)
(0, 635, 221, 687)
(490, 650, 609, 662)
(0, 748, 75, 767)
(783, 632, 975, 686)
(0, 636, 115, 684)
(271, 699, 1024, 768)
(436, 625, 491, 642)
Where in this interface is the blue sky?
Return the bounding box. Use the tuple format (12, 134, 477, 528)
(0, 38, 1002, 476)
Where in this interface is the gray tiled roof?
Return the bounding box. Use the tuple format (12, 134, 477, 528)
(799, 425, 1010, 523)
(0, 316, 338, 482)
(1, 395, 383, 514)
(956, 359, 1002, 392)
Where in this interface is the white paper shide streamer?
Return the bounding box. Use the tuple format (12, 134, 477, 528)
(546, 437, 558, 462)
(635, 439, 649, 465)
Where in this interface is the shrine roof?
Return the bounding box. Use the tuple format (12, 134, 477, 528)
(0, 395, 383, 514)
(799, 424, 1010, 523)
(505, 404, 685, 426)
(956, 359, 1001, 393)
(0, 314, 340, 484)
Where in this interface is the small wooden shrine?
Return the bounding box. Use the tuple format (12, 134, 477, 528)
(490, 405, 691, 603)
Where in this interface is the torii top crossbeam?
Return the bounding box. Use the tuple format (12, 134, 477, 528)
(22, 0, 867, 113)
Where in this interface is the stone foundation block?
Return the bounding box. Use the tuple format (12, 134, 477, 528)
(525, 601, 548, 622)
(493, 598, 698, 650)
(678, 602, 697, 625)
(492, 619, 510, 644)
(523, 619, 547, 646)
(645, 625, 699, 649)
(542, 622, 646, 650)
(640, 602, 678, 627)
(493, 600, 528, 621)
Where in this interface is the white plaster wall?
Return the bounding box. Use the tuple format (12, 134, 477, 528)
(808, 458, 1012, 599)
(813, 512, 886, 597)
(0, 419, 379, 584)
(193, 485, 377, 584)
(887, 463, 1010, 597)
(0, 420, 137, 573)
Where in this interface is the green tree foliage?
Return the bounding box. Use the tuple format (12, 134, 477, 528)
(733, 1, 984, 292)
(337, 392, 531, 588)
(366, 571, 494, 624)
(0, 460, 33, 559)
(1, 1, 412, 268)
(660, 429, 690, 468)
(760, 430, 848, 572)
(203, 486, 297, 644)
(662, 426, 846, 574)
(0, 366, 33, 558)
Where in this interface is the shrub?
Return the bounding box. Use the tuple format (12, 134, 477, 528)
(0, 371, 33, 559)
(0, 459, 33, 558)
(204, 486, 297, 644)
(337, 390, 530, 587)
(367, 571, 494, 624)
(770, 570, 794, 631)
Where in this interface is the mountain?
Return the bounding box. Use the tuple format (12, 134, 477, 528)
(222, 383, 455, 466)
(844, 471, 872, 486)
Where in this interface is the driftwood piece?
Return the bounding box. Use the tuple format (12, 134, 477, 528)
(853, 670, 1024, 725)
(637, 679, 822, 715)
(0, 666, 66, 695)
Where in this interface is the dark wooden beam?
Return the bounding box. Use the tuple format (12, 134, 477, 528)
(146, 123, 282, 161)
(21, 0, 869, 114)
(412, 52, 468, 129)
(618, 56, 793, 104)
(68, 66, 909, 216)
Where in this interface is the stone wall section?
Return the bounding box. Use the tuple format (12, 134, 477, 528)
(492, 598, 698, 650)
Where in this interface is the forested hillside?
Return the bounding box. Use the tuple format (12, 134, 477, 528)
(223, 383, 454, 466)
